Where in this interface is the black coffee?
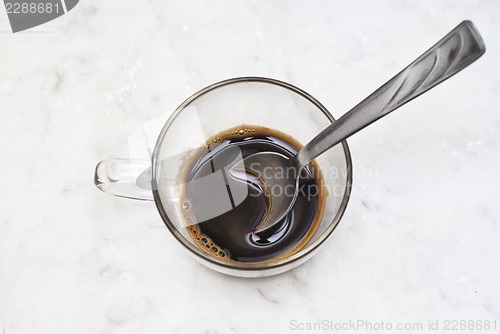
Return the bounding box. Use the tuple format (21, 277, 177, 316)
(179, 125, 325, 263)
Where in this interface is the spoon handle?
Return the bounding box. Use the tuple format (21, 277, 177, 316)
(296, 20, 485, 168)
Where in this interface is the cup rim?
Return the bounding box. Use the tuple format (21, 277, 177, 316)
(151, 76, 353, 272)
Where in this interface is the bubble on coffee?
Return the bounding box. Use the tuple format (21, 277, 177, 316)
(178, 125, 326, 264)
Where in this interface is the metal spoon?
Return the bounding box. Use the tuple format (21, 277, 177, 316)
(231, 20, 485, 234)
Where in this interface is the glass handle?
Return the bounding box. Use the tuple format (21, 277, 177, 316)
(94, 159, 154, 201)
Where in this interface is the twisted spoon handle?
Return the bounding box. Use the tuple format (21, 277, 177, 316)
(296, 20, 485, 168)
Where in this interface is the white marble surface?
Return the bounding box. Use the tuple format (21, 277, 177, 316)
(1, 1, 500, 333)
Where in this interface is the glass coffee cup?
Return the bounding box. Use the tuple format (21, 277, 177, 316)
(95, 77, 352, 277)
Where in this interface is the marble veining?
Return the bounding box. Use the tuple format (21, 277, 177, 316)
(1, 0, 500, 333)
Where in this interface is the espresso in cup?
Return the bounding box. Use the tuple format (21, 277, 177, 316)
(95, 77, 353, 276)
(179, 125, 326, 263)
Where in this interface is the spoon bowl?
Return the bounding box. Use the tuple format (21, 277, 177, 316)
(230, 151, 302, 233)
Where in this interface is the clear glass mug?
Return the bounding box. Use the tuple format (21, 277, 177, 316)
(95, 77, 352, 277)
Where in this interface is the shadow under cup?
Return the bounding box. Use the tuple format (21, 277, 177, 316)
(152, 77, 352, 277)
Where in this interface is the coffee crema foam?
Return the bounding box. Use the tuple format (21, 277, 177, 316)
(178, 125, 326, 264)
(180, 199, 231, 260)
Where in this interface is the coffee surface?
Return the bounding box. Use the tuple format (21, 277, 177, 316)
(179, 125, 325, 263)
